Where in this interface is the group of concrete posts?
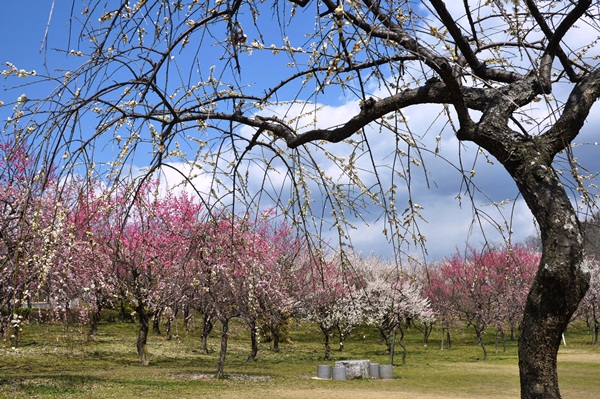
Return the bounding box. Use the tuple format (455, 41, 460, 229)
(316, 360, 393, 380)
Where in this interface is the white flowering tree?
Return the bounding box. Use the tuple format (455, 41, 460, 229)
(0, 137, 64, 346)
(7, 2, 600, 397)
(359, 255, 434, 365)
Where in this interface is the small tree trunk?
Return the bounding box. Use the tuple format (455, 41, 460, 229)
(422, 321, 433, 343)
(88, 307, 102, 340)
(10, 313, 19, 348)
(183, 303, 191, 331)
(378, 326, 391, 353)
(495, 329, 499, 353)
(397, 327, 407, 366)
(247, 318, 258, 361)
(474, 325, 487, 360)
(320, 324, 332, 360)
(215, 318, 229, 379)
(441, 327, 445, 350)
(118, 297, 128, 322)
(201, 313, 213, 354)
(152, 309, 161, 335)
(337, 325, 345, 352)
(136, 304, 150, 366)
(592, 305, 599, 345)
(389, 326, 397, 365)
(165, 314, 173, 341)
(272, 327, 281, 352)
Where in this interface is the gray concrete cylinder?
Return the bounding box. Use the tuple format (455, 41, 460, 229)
(379, 364, 393, 379)
(317, 364, 332, 379)
(369, 362, 379, 378)
(332, 366, 347, 380)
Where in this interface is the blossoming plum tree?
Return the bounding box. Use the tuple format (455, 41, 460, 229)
(99, 180, 204, 365)
(425, 245, 540, 359)
(11, 1, 600, 396)
(0, 136, 61, 345)
(295, 253, 347, 360)
(358, 255, 434, 365)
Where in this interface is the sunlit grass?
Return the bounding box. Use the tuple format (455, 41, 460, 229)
(0, 317, 598, 398)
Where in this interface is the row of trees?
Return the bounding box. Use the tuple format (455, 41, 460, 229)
(4, 136, 600, 375)
(6, 144, 600, 376)
(0, 138, 433, 374)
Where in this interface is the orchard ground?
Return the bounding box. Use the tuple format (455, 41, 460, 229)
(0, 315, 599, 399)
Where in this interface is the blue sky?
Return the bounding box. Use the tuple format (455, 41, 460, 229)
(2, 1, 600, 261)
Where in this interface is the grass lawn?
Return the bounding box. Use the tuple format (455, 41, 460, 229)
(0, 318, 598, 398)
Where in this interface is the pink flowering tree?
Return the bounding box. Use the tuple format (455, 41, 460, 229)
(295, 252, 348, 360)
(427, 247, 498, 360)
(423, 260, 459, 350)
(253, 219, 304, 353)
(195, 213, 258, 377)
(483, 245, 540, 346)
(149, 189, 205, 340)
(45, 179, 118, 337)
(241, 216, 303, 360)
(426, 244, 540, 358)
(104, 180, 204, 365)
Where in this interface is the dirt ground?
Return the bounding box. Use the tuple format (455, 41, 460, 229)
(179, 350, 599, 399)
(260, 389, 477, 399)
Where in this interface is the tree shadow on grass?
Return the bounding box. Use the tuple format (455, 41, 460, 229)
(0, 374, 101, 396)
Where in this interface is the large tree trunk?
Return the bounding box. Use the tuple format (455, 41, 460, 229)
(497, 142, 590, 399)
(462, 82, 593, 396)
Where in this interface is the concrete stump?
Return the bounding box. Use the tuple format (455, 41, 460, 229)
(379, 364, 394, 379)
(369, 362, 379, 378)
(317, 364, 332, 379)
(332, 366, 347, 380)
(334, 359, 370, 379)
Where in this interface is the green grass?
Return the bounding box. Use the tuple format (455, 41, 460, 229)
(0, 319, 598, 398)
